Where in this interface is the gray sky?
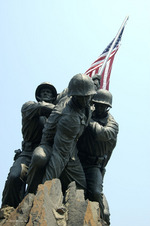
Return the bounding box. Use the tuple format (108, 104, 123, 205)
(0, 1, 150, 225)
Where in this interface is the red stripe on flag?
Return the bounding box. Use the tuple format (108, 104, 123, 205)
(85, 46, 119, 90)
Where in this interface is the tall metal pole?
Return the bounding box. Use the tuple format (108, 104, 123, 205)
(99, 16, 129, 76)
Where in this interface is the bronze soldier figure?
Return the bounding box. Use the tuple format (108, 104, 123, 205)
(27, 73, 96, 194)
(92, 74, 102, 91)
(56, 73, 101, 104)
(77, 89, 119, 225)
(1, 82, 57, 208)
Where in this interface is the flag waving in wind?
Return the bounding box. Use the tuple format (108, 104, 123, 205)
(85, 16, 129, 90)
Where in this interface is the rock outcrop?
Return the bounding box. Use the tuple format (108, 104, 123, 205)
(0, 179, 108, 226)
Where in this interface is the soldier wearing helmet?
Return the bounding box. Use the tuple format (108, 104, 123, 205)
(56, 73, 101, 104)
(1, 82, 57, 209)
(27, 73, 96, 194)
(92, 89, 112, 117)
(92, 74, 102, 91)
(35, 82, 57, 103)
(77, 89, 119, 225)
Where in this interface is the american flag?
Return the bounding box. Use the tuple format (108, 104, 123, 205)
(85, 26, 125, 90)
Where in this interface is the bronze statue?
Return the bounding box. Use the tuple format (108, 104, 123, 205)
(1, 82, 57, 208)
(26, 73, 96, 194)
(77, 89, 119, 225)
(92, 74, 102, 91)
(56, 73, 101, 104)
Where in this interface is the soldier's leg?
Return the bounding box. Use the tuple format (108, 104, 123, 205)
(84, 167, 104, 219)
(1, 156, 30, 208)
(42, 148, 71, 183)
(59, 157, 87, 195)
(27, 145, 52, 194)
(102, 193, 110, 225)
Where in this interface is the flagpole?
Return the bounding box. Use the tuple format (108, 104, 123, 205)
(98, 16, 129, 76)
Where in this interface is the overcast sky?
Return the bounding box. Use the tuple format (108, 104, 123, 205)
(0, 1, 150, 225)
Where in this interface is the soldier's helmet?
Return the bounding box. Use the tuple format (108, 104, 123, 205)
(92, 89, 112, 108)
(68, 73, 96, 96)
(35, 82, 57, 102)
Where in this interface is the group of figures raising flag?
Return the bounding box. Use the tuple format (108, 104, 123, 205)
(0, 17, 129, 225)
